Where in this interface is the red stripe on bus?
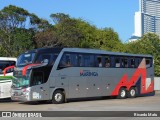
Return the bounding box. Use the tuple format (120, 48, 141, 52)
(22, 63, 41, 76)
(3, 66, 15, 76)
(111, 68, 154, 96)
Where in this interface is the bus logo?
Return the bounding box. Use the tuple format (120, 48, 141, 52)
(80, 70, 98, 77)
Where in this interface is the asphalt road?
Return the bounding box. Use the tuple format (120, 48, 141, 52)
(0, 91, 160, 120)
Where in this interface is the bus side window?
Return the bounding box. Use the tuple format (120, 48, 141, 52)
(70, 53, 78, 67)
(58, 53, 71, 69)
(121, 58, 128, 68)
(105, 57, 110, 67)
(66, 54, 71, 67)
(146, 58, 151, 68)
(135, 58, 142, 68)
(84, 54, 94, 67)
(130, 58, 135, 68)
(115, 58, 120, 68)
(96, 56, 102, 67)
(77, 54, 83, 67)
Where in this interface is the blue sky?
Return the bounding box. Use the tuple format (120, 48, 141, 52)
(0, 0, 139, 42)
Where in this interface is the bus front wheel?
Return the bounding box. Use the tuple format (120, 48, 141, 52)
(117, 87, 127, 99)
(52, 90, 65, 104)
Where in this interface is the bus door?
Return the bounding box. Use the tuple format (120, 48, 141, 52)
(30, 71, 50, 101)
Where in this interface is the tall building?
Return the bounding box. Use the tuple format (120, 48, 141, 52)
(129, 0, 160, 42)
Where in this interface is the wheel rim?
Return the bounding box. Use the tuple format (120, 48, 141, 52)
(55, 93, 62, 102)
(130, 89, 135, 97)
(121, 90, 126, 98)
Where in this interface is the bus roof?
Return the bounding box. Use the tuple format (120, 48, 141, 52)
(62, 48, 153, 58)
(24, 47, 152, 58)
(0, 57, 17, 61)
(24, 48, 63, 54)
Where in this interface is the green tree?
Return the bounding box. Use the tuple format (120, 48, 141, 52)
(95, 28, 123, 52)
(126, 33, 160, 76)
(0, 5, 30, 56)
(50, 13, 83, 47)
(34, 28, 62, 48)
(0, 5, 46, 56)
(12, 28, 35, 56)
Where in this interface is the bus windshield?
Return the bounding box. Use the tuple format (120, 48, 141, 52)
(17, 53, 35, 67)
(12, 70, 30, 88)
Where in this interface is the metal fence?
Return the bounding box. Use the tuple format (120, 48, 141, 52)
(154, 77, 160, 90)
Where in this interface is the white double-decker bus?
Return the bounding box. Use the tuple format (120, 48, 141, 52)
(11, 48, 154, 104)
(0, 57, 17, 99)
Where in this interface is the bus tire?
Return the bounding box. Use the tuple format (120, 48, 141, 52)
(52, 90, 65, 104)
(117, 87, 127, 99)
(128, 87, 137, 98)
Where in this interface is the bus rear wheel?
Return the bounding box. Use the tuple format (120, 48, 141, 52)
(117, 87, 127, 99)
(128, 87, 137, 98)
(52, 90, 65, 104)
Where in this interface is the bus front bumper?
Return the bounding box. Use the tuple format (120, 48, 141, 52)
(11, 88, 31, 102)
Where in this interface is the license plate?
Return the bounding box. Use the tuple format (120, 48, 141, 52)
(14, 92, 18, 96)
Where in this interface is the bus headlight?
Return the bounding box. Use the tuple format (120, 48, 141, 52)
(23, 88, 30, 93)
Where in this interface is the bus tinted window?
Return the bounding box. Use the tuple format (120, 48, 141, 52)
(121, 58, 128, 68)
(77, 55, 83, 67)
(17, 53, 35, 67)
(83, 54, 94, 67)
(35, 53, 52, 63)
(0, 61, 16, 74)
(135, 58, 142, 67)
(146, 58, 151, 68)
(30, 71, 44, 86)
(130, 58, 135, 68)
(96, 56, 102, 67)
(59, 53, 72, 68)
(66, 54, 71, 67)
(115, 58, 120, 68)
(104, 56, 110, 67)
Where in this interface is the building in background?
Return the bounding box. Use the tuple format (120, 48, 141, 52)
(129, 0, 160, 42)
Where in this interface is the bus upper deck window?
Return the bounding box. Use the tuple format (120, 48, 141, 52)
(97, 57, 102, 67)
(131, 58, 135, 68)
(121, 58, 128, 68)
(115, 58, 120, 68)
(146, 59, 151, 68)
(78, 55, 82, 67)
(105, 57, 110, 67)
